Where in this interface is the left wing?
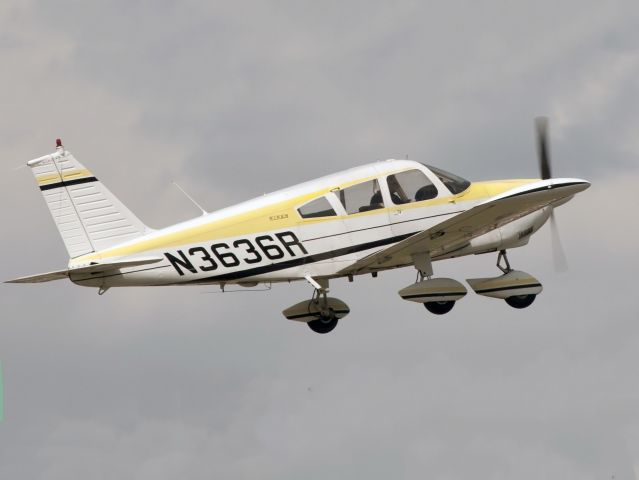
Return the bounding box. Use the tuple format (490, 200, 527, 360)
(339, 178, 589, 275)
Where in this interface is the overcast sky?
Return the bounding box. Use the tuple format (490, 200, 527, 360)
(1, 1, 639, 478)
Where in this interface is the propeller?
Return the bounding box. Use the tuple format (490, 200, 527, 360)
(534, 116, 568, 272)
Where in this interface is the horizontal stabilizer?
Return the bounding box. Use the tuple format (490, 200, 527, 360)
(5, 256, 163, 284)
(5, 269, 69, 283)
(69, 256, 163, 275)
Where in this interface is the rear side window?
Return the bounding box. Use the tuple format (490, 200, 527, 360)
(387, 169, 438, 204)
(338, 179, 384, 214)
(298, 196, 336, 219)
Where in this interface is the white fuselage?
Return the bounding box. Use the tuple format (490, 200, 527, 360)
(67, 161, 550, 289)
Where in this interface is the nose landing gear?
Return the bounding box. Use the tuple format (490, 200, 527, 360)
(467, 250, 543, 309)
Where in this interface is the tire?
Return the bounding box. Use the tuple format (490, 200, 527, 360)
(505, 294, 536, 309)
(423, 301, 455, 315)
(307, 314, 339, 334)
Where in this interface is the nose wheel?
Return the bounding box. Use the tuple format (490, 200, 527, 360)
(423, 300, 456, 315)
(307, 311, 339, 333)
(496, 250, 538, 309)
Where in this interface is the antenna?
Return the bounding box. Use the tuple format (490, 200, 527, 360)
(172, 182, 207, 215)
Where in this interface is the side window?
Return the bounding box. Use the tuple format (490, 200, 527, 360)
(298, 196, 336, 219)
(387, 169, 438, 204)
(338, 179, 384, 214)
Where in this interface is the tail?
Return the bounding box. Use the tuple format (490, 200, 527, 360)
(27, 139, 152, 258)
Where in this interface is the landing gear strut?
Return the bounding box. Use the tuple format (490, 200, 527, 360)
(306, 288, 339, 334)
(496, 249, 512, 274)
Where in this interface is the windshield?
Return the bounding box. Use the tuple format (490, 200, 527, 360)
(424, 165, 471, 195)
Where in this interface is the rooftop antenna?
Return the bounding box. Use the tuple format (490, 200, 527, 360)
(172, 181, 207, 215)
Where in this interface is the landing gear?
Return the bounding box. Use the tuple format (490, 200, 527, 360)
(467, 250, 543, 309)
(505, 294, 536, 309)
(497, 250, 538, 309)
(398, 252, 467, 315)
(282, 277, 350, 334)
(307, 312, 339, 334)
(423, 300, 456, 315)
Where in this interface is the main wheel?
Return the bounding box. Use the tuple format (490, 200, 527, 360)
(307, 314, 339, 334)
(423, 301, 455, 315)
(505, 294, 536, 309)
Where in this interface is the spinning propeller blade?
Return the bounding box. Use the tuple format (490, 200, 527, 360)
(534, 116, 568, 272)
(549, 211, 568, 272)
(535, 116, 552, 180)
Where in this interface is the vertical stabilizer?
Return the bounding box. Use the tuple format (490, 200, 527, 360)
(27, 140, 151, 258)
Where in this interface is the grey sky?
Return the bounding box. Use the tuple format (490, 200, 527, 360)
(1, 1, 639, 478)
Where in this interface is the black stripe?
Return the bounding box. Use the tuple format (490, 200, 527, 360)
(71, 233, 418, 285)
(187, 232, 417, 284)
(286, 309, 350, 320)
(475, 283, 542, 294)
(503, 182, 586, 199)
(402, 292, 465, 299)
(40, 176, 98, 191)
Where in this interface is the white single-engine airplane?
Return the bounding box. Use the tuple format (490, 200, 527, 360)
(7, 118, 589, 333)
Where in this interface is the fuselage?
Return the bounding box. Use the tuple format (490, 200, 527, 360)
(68, 160, 547, 288)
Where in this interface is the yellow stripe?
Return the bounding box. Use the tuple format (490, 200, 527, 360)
(36, 169, 93, 186)
(72, 178, 538, 264)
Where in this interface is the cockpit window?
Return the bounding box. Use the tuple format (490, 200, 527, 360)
(425, 165, 471, 194)
(339, 179, 384, 214)
(387, 169, 438, 204)
(298, 196, 336, 219)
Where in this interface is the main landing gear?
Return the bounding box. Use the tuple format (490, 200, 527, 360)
(398, 252, 468, 315)
(282, 277, 350, 334)
(399, 249, 543, 315)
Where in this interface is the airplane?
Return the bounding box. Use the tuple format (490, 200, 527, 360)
(6, 118, 589, 334)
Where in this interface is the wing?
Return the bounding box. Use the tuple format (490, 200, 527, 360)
(339, 178, 589, 275)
